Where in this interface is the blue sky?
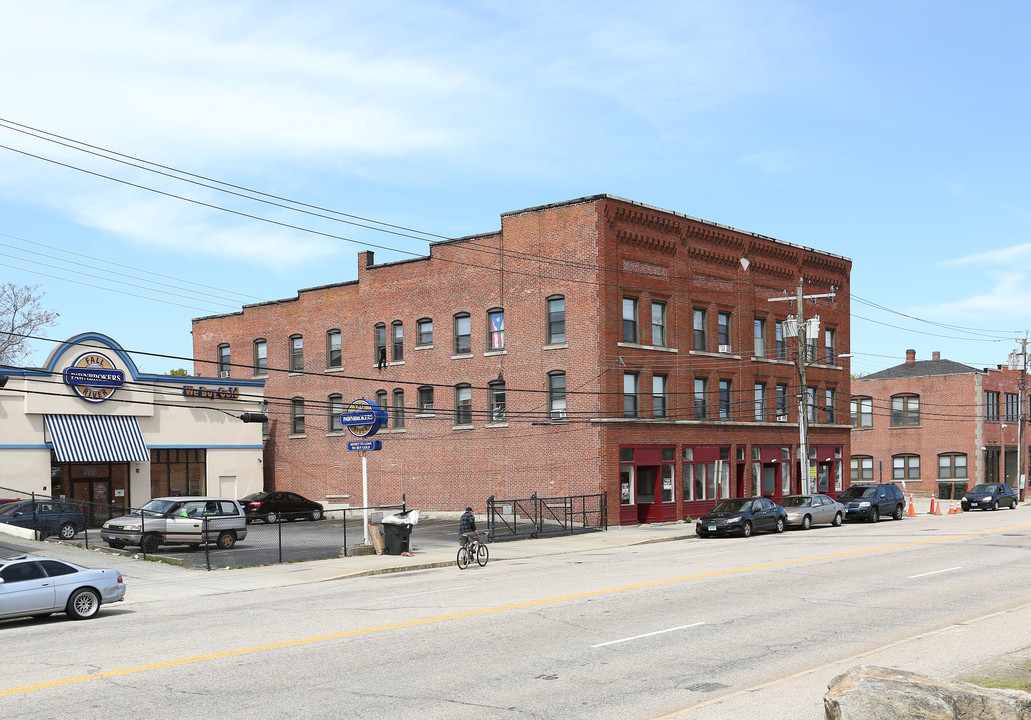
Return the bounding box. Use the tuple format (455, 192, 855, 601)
(1, 0, 1029, 376)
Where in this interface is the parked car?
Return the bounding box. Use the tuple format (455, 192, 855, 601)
(240, 491, 325, 523)
(695, 497, 787, 538)
(837, 483, 906, 522)
(960, 483, 1018, 511)
(102, 497, 248, 553)
(0, 499, 85, 540)
(779, 494, 845, 529)
(0, 554, 125, 621)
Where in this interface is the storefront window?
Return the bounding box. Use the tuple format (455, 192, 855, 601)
(661, 465, 674, 502)
(620, 466, 634, 505)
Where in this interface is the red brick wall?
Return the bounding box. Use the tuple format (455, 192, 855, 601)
(193, 195, 852, 523)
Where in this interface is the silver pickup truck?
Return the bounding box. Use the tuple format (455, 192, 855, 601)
(102, 496, 248, 553)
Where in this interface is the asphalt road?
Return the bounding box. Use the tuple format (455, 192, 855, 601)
(5, 509, 1031, 718)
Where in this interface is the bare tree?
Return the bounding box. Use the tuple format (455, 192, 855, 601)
(0, 283, 59, 365)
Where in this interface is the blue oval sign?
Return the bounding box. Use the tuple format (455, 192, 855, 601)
(342, 398, 387, 438)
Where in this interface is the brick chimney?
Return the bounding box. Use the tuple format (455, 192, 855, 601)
(906, 349, 916, 364)
(932, 351, 941, 361)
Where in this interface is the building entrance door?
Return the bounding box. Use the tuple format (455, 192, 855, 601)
(636, 467, 659, 523)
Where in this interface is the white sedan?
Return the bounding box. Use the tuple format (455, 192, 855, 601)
(0, 555, 125, 621)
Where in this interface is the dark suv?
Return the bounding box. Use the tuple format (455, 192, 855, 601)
(0, 500, 86, 539)
(837, 484, 905, 523)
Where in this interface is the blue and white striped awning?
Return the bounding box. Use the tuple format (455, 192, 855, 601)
(45, 414, 150, 462)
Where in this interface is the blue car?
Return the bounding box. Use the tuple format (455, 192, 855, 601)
(0, 500, 86, 540)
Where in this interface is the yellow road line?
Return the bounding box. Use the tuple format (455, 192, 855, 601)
(3, 522, 1027, 697)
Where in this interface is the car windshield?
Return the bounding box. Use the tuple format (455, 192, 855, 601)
(780, 497, 812, 508)
(968, 485, 996, 494)
(711, 499, 752, 513)
(240, 492, 267, 502)
(138, 499, 183, 517)
(840, 486, 878, 499)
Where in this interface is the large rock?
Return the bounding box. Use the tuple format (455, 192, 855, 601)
(825, 665, 1031, 720)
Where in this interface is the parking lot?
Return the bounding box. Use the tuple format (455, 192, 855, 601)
(83, 515, 463, 569)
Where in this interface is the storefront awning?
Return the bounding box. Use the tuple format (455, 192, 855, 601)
(45, 414, 150, 463)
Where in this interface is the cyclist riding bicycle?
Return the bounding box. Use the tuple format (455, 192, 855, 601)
(459, 506, 477, 545)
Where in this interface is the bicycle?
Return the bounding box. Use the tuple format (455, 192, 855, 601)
(456, 531, 489, 569)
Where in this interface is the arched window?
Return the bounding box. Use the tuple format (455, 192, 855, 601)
(851, 396, 873, 427)
(217, 344, 230, 377)
(289, 335, 304, 373)
(392, 389, 405, 429)
(326, 330, 342, 369)
(546, 296, 565, 344)
(891, 394, 920, 426)
(850, 455, 873, 481)
(454, 313, 471, 355)
(416, 318, 433, 346)
(487, 308, 504, 350)
(328, 394, 343, 433)
(291, 397, 305, 435)
(454, 384, 472, 425)
(892, 454, 920, 479)
(391, 321, 404, 362)
(548, 371, 566, 421)
(253, 339, 267, 376)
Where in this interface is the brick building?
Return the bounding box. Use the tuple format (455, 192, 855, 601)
(192, 195, 852, 524)
(849, 349, 1026, 498)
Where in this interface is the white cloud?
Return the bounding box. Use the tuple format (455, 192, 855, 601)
(910, 272, 1031, 319)
(941, 243, 1031, 267)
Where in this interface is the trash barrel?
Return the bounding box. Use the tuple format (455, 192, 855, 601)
(382, 522, 413, 555)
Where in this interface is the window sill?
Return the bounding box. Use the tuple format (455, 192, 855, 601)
(287, 372, 304, 376)
(253, 373, 269, 379)
(484, 349, 507, 357)
(617, 342, 678, 354)
(689, 350, 740, 359)
(386, 428, 407, 434)
(451, 353, 474, 360)
(288, 434, 307, 439)
(414, 412, 435, 418)
(452, 424, 475, 431)
(751, 356, 794, 365)
(415, 344, 434, 351)
(889, 424, 923, 429)
(486, 422, 509, 428)
(325, 366, 346, 373)
(326, 431, 346, 437)
(543, 342, 568, 351)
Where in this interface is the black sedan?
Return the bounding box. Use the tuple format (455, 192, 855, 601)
(960, 483, 1018, 512)
(240, 492, 325, 523)
(695, 497, 787, 538)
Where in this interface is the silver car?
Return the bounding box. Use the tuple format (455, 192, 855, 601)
(779, 494, 844, 530)
(103, 496, 248, 553)
(0, 555, 125, 621)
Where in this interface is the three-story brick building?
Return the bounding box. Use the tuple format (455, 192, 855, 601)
(192, 195, 852, 524)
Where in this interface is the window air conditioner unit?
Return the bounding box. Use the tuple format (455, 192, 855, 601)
(718, 345, 731, 353)
(777, 416, 788, 422)
(219, 370, 231, 378)
(550, 410, 567, 420)
(423, 403, 433, 410)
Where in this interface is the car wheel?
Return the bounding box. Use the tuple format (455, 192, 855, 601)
(801, 515, 812, 531)
(741, 521, 753, 538)
(310, 508, 324, 521)
(893, 504, 904, 521)
(869, 507, 879, 523)
(832, 512, 843, 527)
(140, 533, 160, 554)
(216, 530, 236, 549)
(991, 500, 999, 511)
(775, 517, 785, 533)
(265, 511, 279, 524)
(66, 589, 100, 620)
(1012, 499, 1019, 509)
(58, 522, 77, 540)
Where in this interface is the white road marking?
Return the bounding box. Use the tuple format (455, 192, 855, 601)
(907, 566, 962, 579)
(592, 622, 704, 648)
(391, 586, 474, 599)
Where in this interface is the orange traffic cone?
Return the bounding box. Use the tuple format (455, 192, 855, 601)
(948, 499, 956, 514)
(934, 496, 942, 515)
(956, 499, 963, 513)
(908, 494, 916, 517)
(928, 495, 937, 514)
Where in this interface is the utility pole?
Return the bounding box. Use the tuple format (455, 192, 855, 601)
(1018, 335, 1028, 502)
(769, 280, 835, 494)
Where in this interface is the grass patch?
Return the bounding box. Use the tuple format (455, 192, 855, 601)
(966, 677, 1031, 693)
